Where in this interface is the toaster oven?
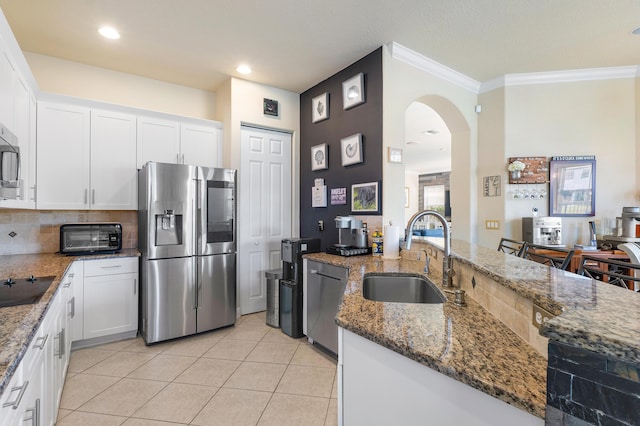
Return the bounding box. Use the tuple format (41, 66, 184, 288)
(59, 223, 123, 255)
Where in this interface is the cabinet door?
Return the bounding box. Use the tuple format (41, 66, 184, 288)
(136, 116, 180, 168)
(90, 109, 137, 210)
(180, 123, 221, 167)
(70, 262, 84, 343)
(0, 38, 15, 129)
(36, 101, 90, 209)
(84, 272, 138, 340)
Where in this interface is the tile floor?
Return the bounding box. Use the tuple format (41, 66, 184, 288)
(56, 311, 338, 426)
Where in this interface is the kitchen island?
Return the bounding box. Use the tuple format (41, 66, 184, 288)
(305, 238, 640, 425)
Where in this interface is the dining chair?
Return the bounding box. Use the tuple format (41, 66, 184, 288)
(578, 254, 640, 291)
(522, 243, 575, 271)
(497, 238, 527, 257)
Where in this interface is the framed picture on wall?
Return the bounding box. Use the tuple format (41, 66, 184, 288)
(311, 143, 328, 171)
(341, 133, 363, 166)
(342, 73, 365, 110)
(351, 181, 379, 213)
(312, 92, 329, 123)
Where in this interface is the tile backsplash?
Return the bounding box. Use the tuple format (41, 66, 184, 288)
(0, 209, 137, 255)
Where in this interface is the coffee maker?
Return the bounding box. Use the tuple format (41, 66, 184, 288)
(522, 217, 563, 246)
(280, 238, 321, 338)
(327, 216, 369, 256)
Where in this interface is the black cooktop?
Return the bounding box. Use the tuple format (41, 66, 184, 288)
(0, 276, 56, 308)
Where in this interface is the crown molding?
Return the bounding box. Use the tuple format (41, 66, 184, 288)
(389, 42, 639, 94)
(388, 42, 481, 93)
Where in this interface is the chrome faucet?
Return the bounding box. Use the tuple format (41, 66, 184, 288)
(405, 210, 454, 288)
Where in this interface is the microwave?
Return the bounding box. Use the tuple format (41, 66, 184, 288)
(59, 223, 123, 255)
(0, 122, 20, 200)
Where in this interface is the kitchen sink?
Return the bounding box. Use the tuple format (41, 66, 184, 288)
(362, 274, 445, 304)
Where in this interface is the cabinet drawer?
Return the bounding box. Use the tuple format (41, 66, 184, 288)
(84, 257, 138, 277)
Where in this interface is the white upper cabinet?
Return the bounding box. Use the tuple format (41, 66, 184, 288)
(0, 40, 16, 128)
(37, 101, 138, 210)
(181, 122, 222, 168)
(37, 101, 91, 209)
(90, 109, 137, 210)
(136, 116, 181, 168)
(138, 115, 222, 169)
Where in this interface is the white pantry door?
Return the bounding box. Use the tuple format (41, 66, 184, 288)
(239, 126, 292, 314)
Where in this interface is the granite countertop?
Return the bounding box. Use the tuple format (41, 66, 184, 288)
(0, 250, 139, 395)
(306, 251, 548, 418)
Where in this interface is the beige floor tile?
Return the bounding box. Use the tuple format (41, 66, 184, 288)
(245, 341, 298, 364)
(191, 388, 271, 426)
(276, 365, 335, 398)
(331, 372, 338, 399)
(223, 361, 286, 392)
(56, 410, 127, 426)
(122, 419, 185, 426)
(83, 351, 158, 377)
(224, 325, 270, 342)
(237, 311, 267, 326)
(56, 408, 73, 421)
(161, 331, 226, 357)
(290, 344, 337, 368)
(260, 327, 303, 344)
(325, 398, 338, 426)
(121, 337, 173, 354)
(68, 348, 117, 373)
(132, 382, 218, 423)
(60, 373, 121, 410)
(258, 393, 329, 426)
(78, 378, 166, 417)
(174, 357, 240, 387)
(202, 339, 257, 361)
(127, 354, 197, 381)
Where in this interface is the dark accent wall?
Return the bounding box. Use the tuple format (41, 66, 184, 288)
(299, 47, 383, 250)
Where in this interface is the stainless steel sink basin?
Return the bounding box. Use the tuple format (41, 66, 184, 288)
(362, 274, 446, 304)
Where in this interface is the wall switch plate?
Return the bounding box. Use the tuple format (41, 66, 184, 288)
(485, 220, 500, 230)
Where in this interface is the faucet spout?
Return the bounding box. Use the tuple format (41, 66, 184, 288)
(405, 210, 453, 288)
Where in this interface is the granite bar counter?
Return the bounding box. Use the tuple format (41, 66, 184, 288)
(306, 238, 640, 421)
(0, 250, 139, 395)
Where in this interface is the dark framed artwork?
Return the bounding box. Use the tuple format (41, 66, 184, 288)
(263, 98, 278, 116)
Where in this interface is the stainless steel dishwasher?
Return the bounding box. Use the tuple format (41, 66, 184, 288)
(306, 260, 348, 356)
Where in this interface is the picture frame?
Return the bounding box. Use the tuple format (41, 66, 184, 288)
(342, 73, 365, 110)
(311, 143, 328, 171)
(340, 133, 363, 166)
(351, 181, 379, 213)
(311, 92, 329, 123)
(549, 156, 596, 217)
(263, 98, 278, 116)
(388, 147, 403, 164)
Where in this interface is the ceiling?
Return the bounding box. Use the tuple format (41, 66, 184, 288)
(0, 1, 638, 174)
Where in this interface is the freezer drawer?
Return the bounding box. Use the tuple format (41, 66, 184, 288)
(141, 257, 196, 344)
(306, 261, 348, 355)
(197, 253, 236, 333)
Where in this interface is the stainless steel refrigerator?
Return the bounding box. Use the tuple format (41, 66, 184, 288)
(138, 161, 237, 344)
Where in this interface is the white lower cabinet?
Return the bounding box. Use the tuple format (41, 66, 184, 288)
(81, 257, 138, 341)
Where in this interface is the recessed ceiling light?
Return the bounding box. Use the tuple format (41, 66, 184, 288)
(98, 26, 120, 40)
(236, 64, 252, 75)
(422, 129, 440, 135)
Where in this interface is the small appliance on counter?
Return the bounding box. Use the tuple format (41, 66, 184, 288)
(326, 216, 370, 256)
(280, 238, 321, 338)
(600, 207, 640, 248)
(59, 223, 123, 255)
(522, 216, 563, 246)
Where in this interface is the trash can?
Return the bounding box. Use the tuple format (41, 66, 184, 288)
(265, 268, 282, 328)
(279, 278, 303, 338)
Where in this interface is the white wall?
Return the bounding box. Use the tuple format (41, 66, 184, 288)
(383, 45, 479, 243)
(220, 77, 301, 235)
(24, 52, 217, 120)
(502, 78, 636, 247)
